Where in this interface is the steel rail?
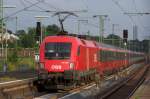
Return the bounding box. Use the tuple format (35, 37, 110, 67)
(100, 64, 149, 99)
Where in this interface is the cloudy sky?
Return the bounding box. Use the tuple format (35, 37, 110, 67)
(4, 0, 150, 40)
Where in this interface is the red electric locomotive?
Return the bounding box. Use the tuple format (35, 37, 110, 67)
(35, 35, 145, 90)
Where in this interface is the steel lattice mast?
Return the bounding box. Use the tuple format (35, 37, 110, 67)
(0, 0, 3, 30)
(0, 0, 4, 64)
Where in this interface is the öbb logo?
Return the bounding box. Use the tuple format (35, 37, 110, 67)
(51, 65, 62, 70)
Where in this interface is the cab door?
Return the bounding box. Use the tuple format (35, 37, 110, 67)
(77, 45, 87, 71)
(86, 48, 90, 71)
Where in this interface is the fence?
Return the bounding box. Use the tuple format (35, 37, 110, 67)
(0, 48, 35, 58)
(0, 48, 36, 72)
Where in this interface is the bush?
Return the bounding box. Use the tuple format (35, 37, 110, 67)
(18, 57, 35, 70)
(0, 61, 3, 71)
(8, 49, 18, 63)
(7, 62, 16, 71)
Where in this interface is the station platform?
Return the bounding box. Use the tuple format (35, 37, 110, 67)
(0, 70, 37, 83)
(130, 64, 150, 99)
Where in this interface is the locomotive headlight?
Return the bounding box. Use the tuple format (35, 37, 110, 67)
(69, 62, 75, 69)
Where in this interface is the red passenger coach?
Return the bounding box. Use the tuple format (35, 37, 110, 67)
(35, 35, 145, 90)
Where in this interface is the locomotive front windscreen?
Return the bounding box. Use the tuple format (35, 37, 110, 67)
(45, 42, 72, 59)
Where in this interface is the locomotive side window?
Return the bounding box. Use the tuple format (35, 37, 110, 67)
(99, 50, 127, 62)
(77, 46, 80, 56)
(45, 42, 72, 60)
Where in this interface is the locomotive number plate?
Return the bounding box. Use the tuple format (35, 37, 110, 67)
(51, 65, 62, 70)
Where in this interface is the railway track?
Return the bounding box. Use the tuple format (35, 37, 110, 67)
(0, 77, 37, 99)
(0, 63, 147, 99)
(0, 70, 37, 83)
(0, 71, 96, 99)
(35, 63, 147, 99)
(34, 82, 96, 99)
(98, 64, 149, 99)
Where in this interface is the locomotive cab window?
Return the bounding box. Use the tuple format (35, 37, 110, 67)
(45, 42, 72, 60)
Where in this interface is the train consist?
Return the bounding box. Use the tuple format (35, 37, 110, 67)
(35, 35, 145, 90)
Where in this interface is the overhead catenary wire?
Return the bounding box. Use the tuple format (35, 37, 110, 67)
(113, 0, 148, 33)
(81, 21, 99, 28)
(0, 0, 44, 21)
(37, 0, 64, 11)
(23, 0, 55, 12)
(17, 0, 65, 13)
(112, 0, 136, 25)
(18, 0, 88, 20)
(19, 0, 52, 13)
(132, 0, 148, 32)
(37, 0, 88, 14)
(81, 0, 88, 11)
(20, 0, 27, 8)
(113, 0, 149, 40)
(68, 17, 99, 28)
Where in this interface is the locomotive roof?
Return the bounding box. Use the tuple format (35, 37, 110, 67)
(98, 43, 126, 52)
(43, 35, 144, 54)
(99, 43, 120, 49)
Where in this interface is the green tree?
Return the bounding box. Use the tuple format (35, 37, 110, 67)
(16, 30, 26, 35)
(45, 24, 60, 36)
(8, 49, 18, 63)
(17, 27, 36, 48)
(9, 24, 60, 48)
(142, 40, 149, 53)
(104, 34, 123, 47)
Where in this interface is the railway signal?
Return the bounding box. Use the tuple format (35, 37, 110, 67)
(35, 21, 41, 43)
(123, 29, 128, 38)
(123, 29, 128, 44)
(35, 16, 49, 44)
